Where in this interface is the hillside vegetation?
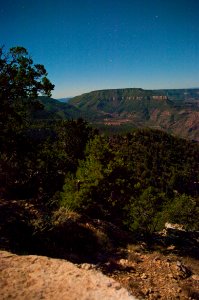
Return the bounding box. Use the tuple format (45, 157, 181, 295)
(61, 129, 199, 234)
(33, 96, 84, 120)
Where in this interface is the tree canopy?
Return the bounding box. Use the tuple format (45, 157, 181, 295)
(0, 46, 54, 198)
(61, 130, 199, 233)
(0, 46, 54, 133)
(0, 46, 54, 100)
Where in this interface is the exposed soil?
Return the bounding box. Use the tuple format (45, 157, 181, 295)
(0, 199, 199, 300)
(97, 245, 199, 300)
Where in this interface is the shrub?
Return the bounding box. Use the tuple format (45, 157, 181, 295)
(167, 194, 199, 231)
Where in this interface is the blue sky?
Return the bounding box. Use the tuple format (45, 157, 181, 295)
(1, 0, 199, 98)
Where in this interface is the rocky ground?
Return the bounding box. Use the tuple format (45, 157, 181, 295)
(0, 198, 199, 299)
(97, 244, 199, 299)
(0, 250, 135, 300)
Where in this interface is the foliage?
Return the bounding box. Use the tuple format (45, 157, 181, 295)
(0, 118, 94, 200)
(61, 135, 113, 216)
(61, 129, 199, 233)
(0, 46, 54, 198)
(125, 187, 168, 234)
(167, 194, 199, 231)
(0, 46, 94, 201)
(0, 46, 54, 130)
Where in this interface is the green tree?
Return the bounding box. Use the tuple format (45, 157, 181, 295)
(0, 46, 54, 132)
(61, 134, 133, 222)
(0, 46, 54, 198)
(125, 187, 167, 234)
(61, 135, 111, 216)
(167, 194, 199, 230)
(30, 119, 94, 201)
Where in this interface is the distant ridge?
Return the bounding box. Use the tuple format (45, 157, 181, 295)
(33, 96, 84, 120)
(70, 87, 199, 104)
(56, 97, 72, 103)
(69, 88, 199, 140)
(33, 89, 199, 141)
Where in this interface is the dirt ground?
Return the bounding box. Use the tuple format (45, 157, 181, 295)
(0, 198, 199, 299)
(98, 244, 199, 300)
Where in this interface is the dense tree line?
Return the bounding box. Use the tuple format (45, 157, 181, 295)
(61, 130, 199, 233)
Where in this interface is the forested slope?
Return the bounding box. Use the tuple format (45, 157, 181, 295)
(61, 129, 199, 234)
